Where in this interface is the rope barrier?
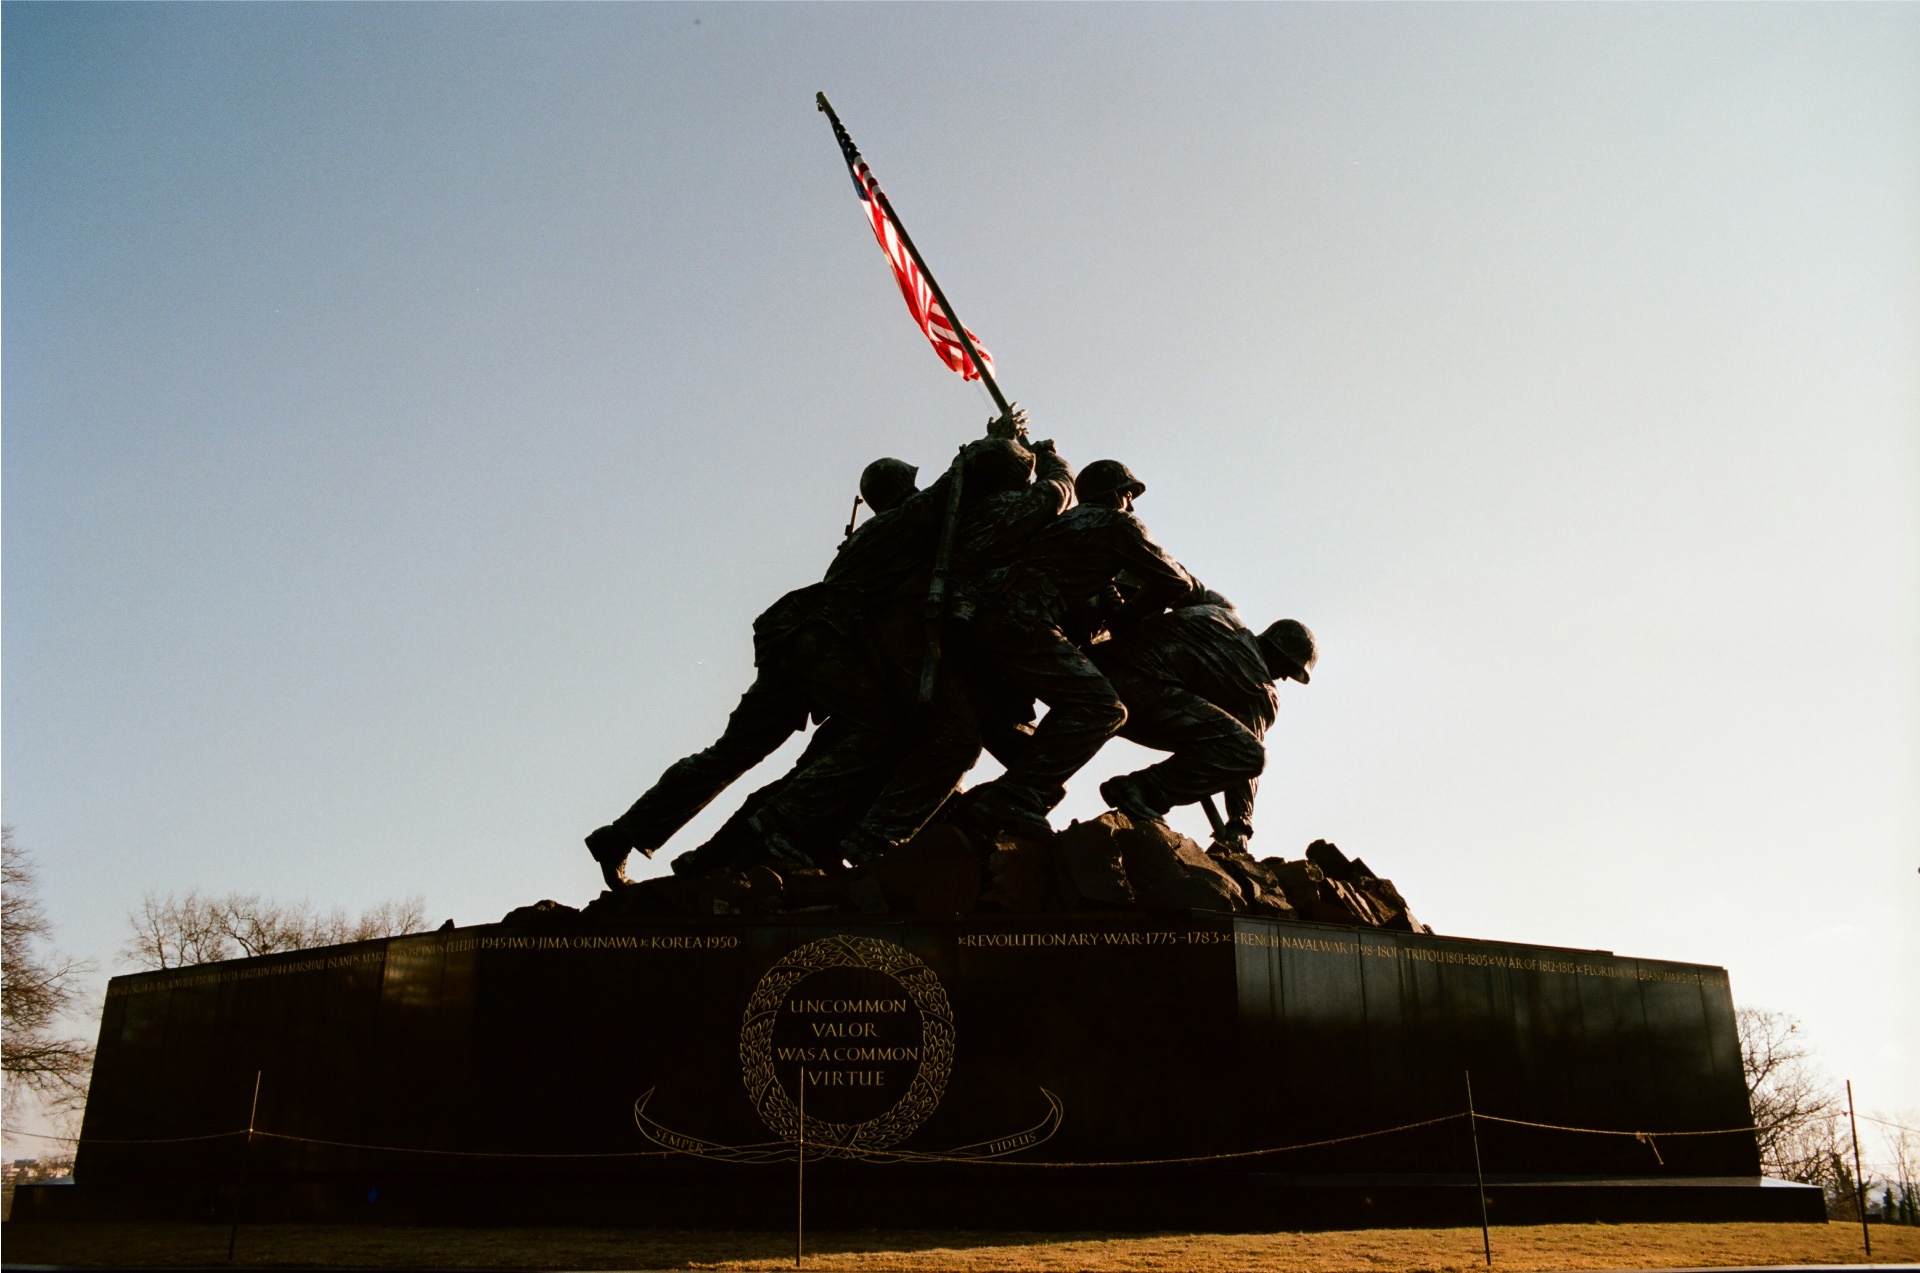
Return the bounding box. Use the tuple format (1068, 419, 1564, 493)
(0, 1124, 788, 1159)
(854, 1112, 1469, 1168)
(1466, 1121, 1766, 1136)
(863, 1112, 1768, 1169)
(251, 1131, 689, 1160)
(5, 1110, 1789, 1166)
(1471, 1113, 1765, 1168)
(1, 1126, 246, 1146)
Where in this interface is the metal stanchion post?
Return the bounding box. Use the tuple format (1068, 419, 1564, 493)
(226, 1070, 262, 1264)
(796, 1065, 805, 1269)
(1466, 1071, 1491, 1267)
(1847, 1080, 1871, 1257)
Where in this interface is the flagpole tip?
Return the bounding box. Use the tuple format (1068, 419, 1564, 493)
(815, 92, 830, 112)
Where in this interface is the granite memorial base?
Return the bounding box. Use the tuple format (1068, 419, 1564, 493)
(50, 912, 1824, 1229)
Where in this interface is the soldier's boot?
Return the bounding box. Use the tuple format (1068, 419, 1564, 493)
(836, 825, 893, 869)
(953, 783, 1056, 843)
(1099, 774, 1170, 827)
(669, 845, 713, 877)
(584, 826, 634, 889)
(748, 812, 817, 869)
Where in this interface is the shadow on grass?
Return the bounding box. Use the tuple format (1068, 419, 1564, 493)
(0, 1223, 1182, 1270)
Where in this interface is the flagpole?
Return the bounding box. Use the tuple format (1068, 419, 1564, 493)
(816, 94, 1011, 419)
(818, 93, 1014, 703)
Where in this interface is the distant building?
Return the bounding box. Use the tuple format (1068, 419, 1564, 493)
(2, 1156, 75, 1220)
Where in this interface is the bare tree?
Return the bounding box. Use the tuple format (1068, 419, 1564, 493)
(1, 829, 96, 1116)
(1736, 1004, 1858, 1213)
(1878, 1113, 1919, 1225)
(122, 891, 429, 970)
(122, 890, 230, 970)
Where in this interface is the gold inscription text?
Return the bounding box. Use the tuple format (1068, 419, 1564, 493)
(785, 998, 909, 1013)
(956, 929, 1725, 986)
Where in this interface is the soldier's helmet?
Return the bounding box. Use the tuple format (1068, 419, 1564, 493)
(1257, 619, 1318, 685)
(963, 438, 1036, 498)
(859, 458, 920, 512)
(1076, 459, 1147, 504)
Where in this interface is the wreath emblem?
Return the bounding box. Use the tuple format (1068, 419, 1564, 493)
(740, 935, 954, 1154)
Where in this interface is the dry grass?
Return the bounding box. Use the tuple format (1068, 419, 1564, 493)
(1, 1220, 1916, 1270)
(3, 1221, 1920, 1267)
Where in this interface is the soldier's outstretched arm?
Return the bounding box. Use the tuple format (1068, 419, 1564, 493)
(1184, 587, 1237, 611)
(953, 436, 1075, 569)
(1028, 439, 1076, 514)
(1114, 517, 1205, 610)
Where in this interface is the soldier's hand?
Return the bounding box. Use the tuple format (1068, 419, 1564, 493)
(987, 404, 1029, 441)
(1031, 437, 1056, 455)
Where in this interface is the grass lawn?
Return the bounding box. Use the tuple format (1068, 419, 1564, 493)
(1, 1221, 1916, 1270)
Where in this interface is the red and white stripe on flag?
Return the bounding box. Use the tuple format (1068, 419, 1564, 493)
(852, 159, 994, 382)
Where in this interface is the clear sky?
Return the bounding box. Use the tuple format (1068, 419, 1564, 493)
(5, 3, 1916, 1140)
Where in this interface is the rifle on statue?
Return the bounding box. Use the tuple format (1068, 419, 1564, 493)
(816, 93, 1022, 703)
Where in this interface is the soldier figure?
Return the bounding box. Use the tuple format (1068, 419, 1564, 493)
(834, 434, 1076, 864)
(746, 432, 1072, 862)
(582, 456, 929, 888)
(659, 447, 1028, 875)
(1094, 607, 1317, 851)
(958, 460, 1210, 840)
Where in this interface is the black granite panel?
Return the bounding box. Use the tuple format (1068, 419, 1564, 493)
(69, 913, 1775, 1225)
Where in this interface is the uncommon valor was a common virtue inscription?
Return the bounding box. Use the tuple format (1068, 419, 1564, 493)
(635, 934, 1058, 1165)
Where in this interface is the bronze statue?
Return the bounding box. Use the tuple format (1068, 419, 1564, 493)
(585, 419, 1312, 891)
(834, 436, 1076, 864)
(953, 460, 1211, 840)
(583, 457, 940, 886)
(1094, 607, 1316, 853)
(566, 99, 1361, 922)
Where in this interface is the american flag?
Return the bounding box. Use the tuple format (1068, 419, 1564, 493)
(827, 114, 994, 382)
